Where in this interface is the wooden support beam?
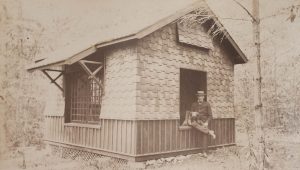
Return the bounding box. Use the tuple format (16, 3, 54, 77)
(52, 72, 63, 83)
(42, 70, 64, 92)
(44, 69, 64, 72)
(78, 60, 104, 89)
(91, 65, 103, 77)
(80, 60, 102, 65)
(78, 60, 93, 75)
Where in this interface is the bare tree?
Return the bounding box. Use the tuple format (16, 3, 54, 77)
(251, 0, 265, 169)
(0, 0, 46, 149)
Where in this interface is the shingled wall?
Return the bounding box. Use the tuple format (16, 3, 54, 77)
(100, 42, 139, 119)
(136, 23, 234, 119)
(97, 22, 235, 120)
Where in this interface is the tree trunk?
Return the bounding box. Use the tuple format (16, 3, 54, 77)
(252, 0, 265, 169)
(0, 99, 7, 156)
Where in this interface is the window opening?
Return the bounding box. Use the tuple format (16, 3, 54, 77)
(65, 55, 104, 124)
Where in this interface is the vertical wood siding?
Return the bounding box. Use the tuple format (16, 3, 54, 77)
(45, 116, 136, 155)
(45, 116, 234, 157)
(136, 118, 235, 155)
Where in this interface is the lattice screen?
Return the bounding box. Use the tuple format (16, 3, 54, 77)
(49, 145, 131, 170)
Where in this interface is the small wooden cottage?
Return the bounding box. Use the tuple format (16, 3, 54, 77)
(27, 0, 247, 161)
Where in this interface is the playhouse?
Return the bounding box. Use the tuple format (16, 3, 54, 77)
(28, 0, 247, 161)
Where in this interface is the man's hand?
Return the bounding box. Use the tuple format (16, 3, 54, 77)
(191, 112, 199, 118)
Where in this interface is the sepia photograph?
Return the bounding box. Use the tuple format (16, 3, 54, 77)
(0, 0, 300, 169)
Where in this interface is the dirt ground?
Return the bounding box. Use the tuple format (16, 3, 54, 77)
(0, 130, 299, 170)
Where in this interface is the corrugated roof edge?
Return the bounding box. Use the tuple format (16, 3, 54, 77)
(27, 1, 247, 71)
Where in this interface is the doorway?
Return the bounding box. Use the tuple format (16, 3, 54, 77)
(180, 69, 207, 124)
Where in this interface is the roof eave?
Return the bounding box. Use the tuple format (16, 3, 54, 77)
(212, 18, 248, 64)
(27, 2, 201, 72)
(223, 30, 248, 64)
(226, 33, 248, 64)
(27, 45, 98, 71)
(27, 1, 247, 71)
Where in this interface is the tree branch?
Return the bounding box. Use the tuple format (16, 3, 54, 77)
(219, 17, 251, 21)
(232, 0, 257, 22)
(261, 4, 300, 20)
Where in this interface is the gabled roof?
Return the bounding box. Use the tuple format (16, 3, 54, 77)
(27, 0, 247, 71)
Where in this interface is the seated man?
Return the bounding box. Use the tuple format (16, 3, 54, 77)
(189, 91, 216, 139)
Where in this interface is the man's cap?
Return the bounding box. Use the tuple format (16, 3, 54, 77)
(196, 91, 206, 96)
